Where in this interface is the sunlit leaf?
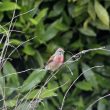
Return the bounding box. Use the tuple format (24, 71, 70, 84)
(6, 100, 16, 107)
(26, 88, 57, 99)
(21, 69, 46, 92)
(40, 89, 57, 99)
(10, 39, 22, 45)
(23, 44, 36, 56)
(0, 1, 20, 11)
(95, 0, 109, 27)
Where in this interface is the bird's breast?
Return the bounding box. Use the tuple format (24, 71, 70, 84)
(53, 55, 64, 63)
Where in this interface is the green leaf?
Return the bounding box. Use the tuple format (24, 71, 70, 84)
(96, 74, 110, 89)
(25, 90, 38, 99)
(21, 69, 46, 92)
(26, 81, 67, 99)
(91, 19, 110, 30)
(53, 18, 69, 31)
(36, 21, 58, 43)
(79, 27, 96, 37)
(44, 25, 58, 41)
(0, 1, 20, 11)
(0, 72, 5, 95)
(35, 22, 45, 43)
(48, 1, 65, 17)
(10, 39, 22, 45)
(77, 0, 90, 5)
(30, 8, 48, 25)
(23, 44, 35, 56)
(3, 61, 19, 86)
(82, 63, 98, 89)
(76, 80, 93, 91)
(26, 88, 57, 99)
(68, 4, 86, 18)
(46, 82, 64, 98)
(47, 81, 59, 90)
(0, 12, 4, 21)
(60, 73, 72, 92)
(88, 2, 96, 20)
(34, 51, 44, 67)
(93, 49, 110, 56)
(74, 97, 84, 108)
(95, 0, 109, 27)
(40, 89, 57, 99)
(6, 100, 16, 107)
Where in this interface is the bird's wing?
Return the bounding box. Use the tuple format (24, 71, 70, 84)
(47, 54, 55, 64)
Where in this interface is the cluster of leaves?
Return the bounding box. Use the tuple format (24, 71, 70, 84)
(0, 0, 110, 110)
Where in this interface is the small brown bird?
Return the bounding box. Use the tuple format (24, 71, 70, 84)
(45, 48, 64, 71)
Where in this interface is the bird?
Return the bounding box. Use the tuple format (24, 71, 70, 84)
(45, 48, 64, 72)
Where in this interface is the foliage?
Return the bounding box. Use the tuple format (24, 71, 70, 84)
(0, 0, 110, 110)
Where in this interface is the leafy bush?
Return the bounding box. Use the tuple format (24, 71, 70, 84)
(0, 0, 110, 110)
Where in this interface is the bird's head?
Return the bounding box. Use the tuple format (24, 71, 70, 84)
(55, 48, 65, 55)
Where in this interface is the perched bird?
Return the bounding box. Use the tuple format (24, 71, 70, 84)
(45, 48, 64, 72)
